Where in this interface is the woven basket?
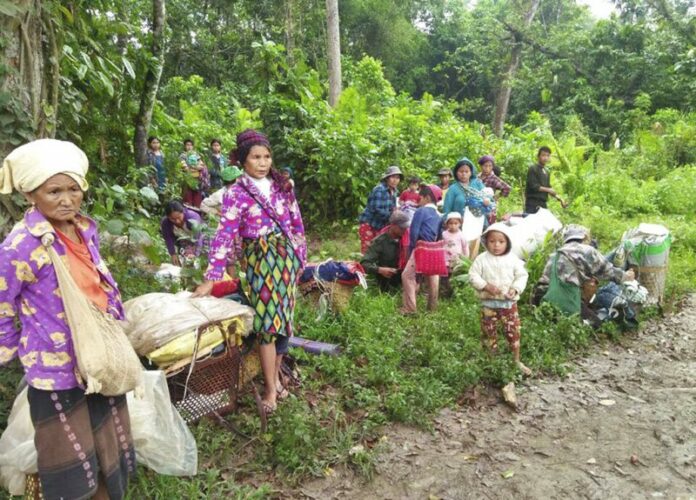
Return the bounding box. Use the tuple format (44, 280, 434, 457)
(167, 321, 241, 423)
(301, 281, 354, 314)
(637, 262, 668, 306)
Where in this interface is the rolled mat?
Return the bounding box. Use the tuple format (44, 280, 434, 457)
(288, 337, 341, 356)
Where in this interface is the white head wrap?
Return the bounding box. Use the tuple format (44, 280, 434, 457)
(0, 139, 89, 194)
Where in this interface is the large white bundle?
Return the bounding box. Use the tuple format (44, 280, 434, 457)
(506, 208, 563, 259)
(123, 292, 254, 356)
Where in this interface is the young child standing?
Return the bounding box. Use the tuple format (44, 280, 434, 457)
(440, 212, 469, 297)
(469, 223, 531, 375)
(401, 184, 443, 314)
(443, 212, 469, 267)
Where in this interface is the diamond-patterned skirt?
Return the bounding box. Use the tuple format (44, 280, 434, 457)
(243, 233, 301, 343)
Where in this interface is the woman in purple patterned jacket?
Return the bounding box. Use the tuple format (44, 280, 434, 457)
(194, 129, 306, 416)
(0, 139, 135, 499)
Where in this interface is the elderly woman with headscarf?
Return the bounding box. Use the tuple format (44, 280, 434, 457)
(0, 139, 135, 499)
(194, 129, 306, 415)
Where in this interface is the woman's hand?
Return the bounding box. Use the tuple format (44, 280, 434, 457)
(192, 281, 214, 297)
(483, 198, 490, 207)
(484, 283, 501, 296)
(171, 254, 181, 266)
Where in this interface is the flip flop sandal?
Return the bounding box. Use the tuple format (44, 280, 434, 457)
(277, 385, 290, 400)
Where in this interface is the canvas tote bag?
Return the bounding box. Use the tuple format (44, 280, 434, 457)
(41, 234, 142, 396)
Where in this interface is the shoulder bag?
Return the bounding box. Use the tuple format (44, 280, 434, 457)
(41, 234, 142, 396)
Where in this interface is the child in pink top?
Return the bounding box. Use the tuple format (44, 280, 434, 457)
(440, 211, 469, 298)
(442, 212, 469, 269)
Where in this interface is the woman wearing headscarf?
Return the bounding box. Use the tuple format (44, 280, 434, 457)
(0, 139, 135, 499)
(194, 130, 306, 415)
(442, 157, 490, 218)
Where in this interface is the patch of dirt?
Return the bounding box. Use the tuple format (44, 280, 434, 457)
(297, 296, 696, 499)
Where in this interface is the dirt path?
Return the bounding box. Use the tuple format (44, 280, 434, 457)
(298, 296, 696, 499)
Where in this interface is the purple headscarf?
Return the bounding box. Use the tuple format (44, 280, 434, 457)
(478, 155, 495, 166)
(228, 129, 271, 166)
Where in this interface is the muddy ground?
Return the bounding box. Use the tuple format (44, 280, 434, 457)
(298, 296, 696, 499)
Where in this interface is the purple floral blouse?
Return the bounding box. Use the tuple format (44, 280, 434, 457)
(205, 173, 307, 281)
(0, 208, 124, 391)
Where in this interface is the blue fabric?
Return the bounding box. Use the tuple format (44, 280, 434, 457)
(300, 261, 362, 285)
(359, 182, 398, 229)
(409, 206, 441, 252)
(147, 151, 166, 189)
(442, 178, 486, 217)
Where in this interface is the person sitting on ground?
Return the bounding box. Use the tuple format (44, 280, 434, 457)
(399, 176, 422, 205)
(208, 138, 227, 191)
(532, 225, 634, 328)
(524, 146, 567, 214)
(358, 166, 403, 253)
(401, 184, 443, 314)
(200, 166, 243, 217)
(160, 200, 205, 266)
(361, 210, 411, 290)
(280, 166, 295, 192)
(469, 223, 531, 375)
(478, 155, 510, 224)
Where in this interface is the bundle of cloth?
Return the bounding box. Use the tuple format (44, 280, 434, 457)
(299, 260, 367, 315)
(593, 280, 649, 328)
(122, 292, 254, 373)
(299, 260, 367, 288)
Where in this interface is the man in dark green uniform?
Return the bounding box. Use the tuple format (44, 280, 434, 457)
(525, 146, 567, 213)
(361, 211, 410, 290)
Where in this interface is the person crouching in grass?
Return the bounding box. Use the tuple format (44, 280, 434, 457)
(469, 223, 531, 375)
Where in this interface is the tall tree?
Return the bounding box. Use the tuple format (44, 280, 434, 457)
(134, 0, 166, 167)
(492, 0, 541, 136)
(325, 0, 341, 107)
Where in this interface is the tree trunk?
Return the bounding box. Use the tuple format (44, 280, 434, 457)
(0, 0, 50, 235)
(285, 0, 295, 66)
(325, 0, 342, 107)
(134, 0, 166, 167)
(492, 0, 540, 137)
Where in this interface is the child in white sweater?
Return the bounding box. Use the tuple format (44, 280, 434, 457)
(469, 223, 531, 375)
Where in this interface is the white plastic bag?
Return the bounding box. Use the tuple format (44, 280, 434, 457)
(506, 208, 563, 259)
(123, 292, 253, 356)
(127, 370, 198, 476)
(461, 207, 485, 242)
(0, 387, 36, 496)
(0, 372, 197, 495)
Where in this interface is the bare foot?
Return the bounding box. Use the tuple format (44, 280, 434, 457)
(399, 308, 416, 316)
(517, 362, 532, 377)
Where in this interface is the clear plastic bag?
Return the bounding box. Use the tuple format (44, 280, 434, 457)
(127, 370, 198, 476)
(0, 387, 36, 496)
(0, 371, 197, 495)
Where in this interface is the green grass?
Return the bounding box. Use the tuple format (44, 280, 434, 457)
(0, 217, 693, 498)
